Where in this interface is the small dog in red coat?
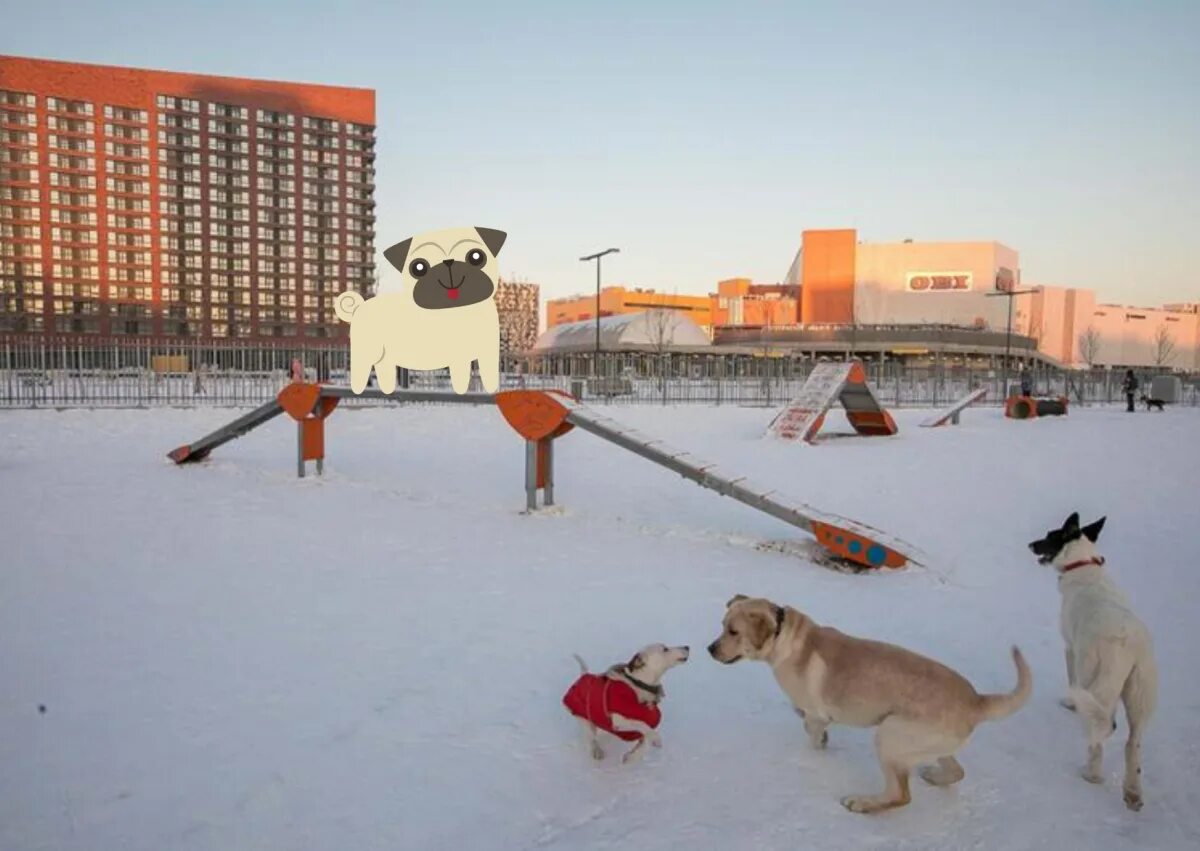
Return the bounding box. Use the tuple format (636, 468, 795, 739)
(564, 644, 690, 764)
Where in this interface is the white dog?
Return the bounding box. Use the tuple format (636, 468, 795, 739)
(563, 644, 690, 764)
(335, 226, 505, 395)
(1029, 512, 1158, 811)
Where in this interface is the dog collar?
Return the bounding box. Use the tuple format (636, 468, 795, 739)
(622, 669, 663, 701)
(1061, 556, 1105, 574)
(773, 605, 786, 637)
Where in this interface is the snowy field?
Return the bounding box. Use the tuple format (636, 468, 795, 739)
(2, 401, 1199, 850)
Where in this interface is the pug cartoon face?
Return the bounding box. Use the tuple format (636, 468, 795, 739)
(383, 226, 506, 310)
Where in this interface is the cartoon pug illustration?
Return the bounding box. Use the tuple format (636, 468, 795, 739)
(335, 226, 506, 394)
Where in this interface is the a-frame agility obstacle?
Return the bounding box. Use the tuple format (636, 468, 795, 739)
(768, 360, 898, 444)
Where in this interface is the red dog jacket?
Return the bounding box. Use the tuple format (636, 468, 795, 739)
(563, 673, 662, 741)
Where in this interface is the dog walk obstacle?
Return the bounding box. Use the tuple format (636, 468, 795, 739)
(167, 383, 494, 475)
(920, 386, 988, 428)
(495, 389, 915, 570)
(1005, 395, 1069, 420)
(767, 360, 897, 443)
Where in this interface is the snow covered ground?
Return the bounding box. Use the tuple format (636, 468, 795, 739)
(2, 401, 1198, 850)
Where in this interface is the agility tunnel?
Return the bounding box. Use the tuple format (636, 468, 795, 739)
(1005, 396, 1068, 420)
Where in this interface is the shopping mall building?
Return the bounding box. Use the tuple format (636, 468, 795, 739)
(543, 228, 1198, 371)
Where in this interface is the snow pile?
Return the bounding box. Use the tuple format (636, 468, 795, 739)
(2, 404, 1198, 850)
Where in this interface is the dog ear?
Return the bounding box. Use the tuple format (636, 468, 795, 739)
(747, 612, 773, 650)
(1082, 516, 1106, 542)
(475, 227, 506, 257)
(383, 237, 413, 273)
(1062, 512, 1080, 534)
(726, 594, 749, 608)
(627, 652, 644, 672)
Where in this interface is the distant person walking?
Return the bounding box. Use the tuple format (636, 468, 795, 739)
(1122, 369, 1138, 412)
(1019, 366, 1032, 398)
(192, 364, 206, 396)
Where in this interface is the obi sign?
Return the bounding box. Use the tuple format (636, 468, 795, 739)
(906, 272, 972, 292)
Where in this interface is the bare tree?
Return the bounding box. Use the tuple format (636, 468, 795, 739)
(644, 307, 681, 403)
(644, 307, 681, 356)
(1077, 325, 1102, 368)
(1153, 324, 1176, 367)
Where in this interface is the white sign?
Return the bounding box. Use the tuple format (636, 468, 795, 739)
(906, 272, 973, 292)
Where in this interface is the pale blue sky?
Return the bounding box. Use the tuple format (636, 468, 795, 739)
(6, 0, 1198, 306)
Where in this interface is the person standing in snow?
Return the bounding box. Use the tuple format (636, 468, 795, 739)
(1019, 366, 1032, 398)
(1122, 369, 1138, 412)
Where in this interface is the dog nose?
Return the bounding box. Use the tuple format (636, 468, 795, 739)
(442, 259, 455, 268)
(706, 642, 717, 656)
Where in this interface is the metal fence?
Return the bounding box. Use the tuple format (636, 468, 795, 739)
(2, 336, 1196, 409)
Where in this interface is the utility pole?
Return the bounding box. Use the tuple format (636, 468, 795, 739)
(579, 247, 619, 375)
(986, 286, 1038, 399)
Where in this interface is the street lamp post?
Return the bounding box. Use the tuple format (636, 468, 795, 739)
(579, 247, 619, 374)
(986, 286, 1038, 399)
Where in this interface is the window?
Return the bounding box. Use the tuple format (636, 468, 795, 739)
(158, 130, 200, 147)
(106, 214, 148, 230)
(1, 91, 37, 108)
(46, 97, 93, 116)
(106, 178, 150, 194)
(47, 116, 95, 134)
(210, 138, 249, 154)
(156, 95, 199, 113)
(3, 148, 39, 164)
(107, 160, 148, 176)
(47, 135, 95, 153)
(210, 103, 247, 120)
(0, 187, 40, 202)
(104, 105, 148, 123)
(48, 173, 95, 189)
(105, 141, 145, 158)
(1, 109, 37, 127)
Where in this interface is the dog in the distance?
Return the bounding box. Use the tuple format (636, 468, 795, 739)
(564, 644, 689, 764)
(708, 595, 1030, 814)
(335, 226, 506, 395)
(1029, 512, 1157, 811)
(1139, 395, 1166, 412)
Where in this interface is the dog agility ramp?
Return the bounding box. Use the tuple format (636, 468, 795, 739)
(768, 360, 897, 443)
(920, 387, 987, 428)
(496, 390, 915, 568)
(167, 398, 285, 463)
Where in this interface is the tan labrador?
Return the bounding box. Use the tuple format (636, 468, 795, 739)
(707, 595, 1031, 813)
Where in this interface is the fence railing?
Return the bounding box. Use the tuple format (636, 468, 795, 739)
(2, 336, 1196, 409)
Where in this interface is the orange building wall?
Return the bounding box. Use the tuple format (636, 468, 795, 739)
(0, 56, 374, 124)
(546, 286, 713, 334)
(800, 229, 856, 324)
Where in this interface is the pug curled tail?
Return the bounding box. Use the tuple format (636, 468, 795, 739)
(335, 291, 365, 323)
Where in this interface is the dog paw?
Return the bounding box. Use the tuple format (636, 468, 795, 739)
(621, 750, 643, 765)
(816, 730, 829, 749)
(840, 795, 879, 814)
(590, 743, 605, 761)
(1059, 697, 1077, 711)
(1081, 768, 1104, 785)
(650, 735, 662, 749)
(1123, 789, 1144, 812)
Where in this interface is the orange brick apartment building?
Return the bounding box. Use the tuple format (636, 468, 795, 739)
(0, 56, 375, 341)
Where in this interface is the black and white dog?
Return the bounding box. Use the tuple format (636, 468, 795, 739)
(1139, 396, 1166, 412)
(1029, 512, 1158, 811)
